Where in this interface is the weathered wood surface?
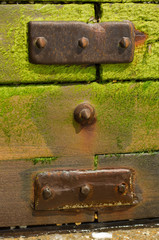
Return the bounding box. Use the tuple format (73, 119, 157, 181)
(101, 3, 159, 81)
(0, 5, 95, 84)
(0, 153, 159, 227)
(97, 152, 159, 222)
(1, 0, 158, 3)
(0, 82, 158, 161)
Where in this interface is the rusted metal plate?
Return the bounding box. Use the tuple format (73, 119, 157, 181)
(29, 21, 135, 65)
(34, 169, 138, 211)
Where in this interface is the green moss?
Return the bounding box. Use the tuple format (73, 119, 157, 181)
(0, 85, 62, 145)
(31, 156, 58, 165)
(0, 82, 158, 159)
(0, 5, 95, 84)
(76, 81, 159, 152)
(101, 4, 159, 81)
(94, 155, 98, 170)
(3, 0, 158, 3)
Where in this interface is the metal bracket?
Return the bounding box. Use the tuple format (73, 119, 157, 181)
(34, 169, 138, 211)
(28, 21, 135, 65)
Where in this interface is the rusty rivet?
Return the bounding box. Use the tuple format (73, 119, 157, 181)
(36, 37, 47, 49)
(118, 183, 126, 194)
(119, 37, 130, 48)
(78, 37, 89, 49)
(74, 103, 95, 126)
(81, 184, 90, 196)
(80, 108, 91, 120)
(42, 186, 53, 200)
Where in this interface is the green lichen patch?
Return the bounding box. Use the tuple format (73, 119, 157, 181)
(0, 4, 95, 84)
(101, 4, 159, 81)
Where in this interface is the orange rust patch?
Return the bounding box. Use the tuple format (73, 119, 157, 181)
(135, 29, 147, 47)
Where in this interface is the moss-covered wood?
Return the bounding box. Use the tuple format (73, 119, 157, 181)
(101, 3, 159, 81)
(0, 4, 96, 84)
(0, 82, 158, 161)
(1, 0, 158, 3)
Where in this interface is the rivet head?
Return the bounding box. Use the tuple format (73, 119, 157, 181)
(119, 37, 130, 48)
(36, 37, 47, 49)
(81, 184, 90, 196)
(74, 103, 95, 126)
(42, 186, 53, 200)
(118, 183, 126, 194)
(78, 37, 89, 48)
(80, 108, 91, 120)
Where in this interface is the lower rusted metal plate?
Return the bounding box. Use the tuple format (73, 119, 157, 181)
(29, 21, 135, 64)
(34, 169, 138, 211)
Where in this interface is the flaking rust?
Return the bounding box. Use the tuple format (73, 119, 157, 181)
(135, 29, 147, 47)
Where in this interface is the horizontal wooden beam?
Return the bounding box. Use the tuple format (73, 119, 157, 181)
(1, 152, 159, 227)
(0, 82, 158, 161)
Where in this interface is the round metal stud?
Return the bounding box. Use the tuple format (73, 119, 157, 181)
(119, 37, 130, 48)
(42, 186, 53, 200)
(36, 37, 47, 49)
(74, 103, 95, 126)
(78, 37, 89, 49)
(118, 183, 126, 194)
(81, 184, 90, 196)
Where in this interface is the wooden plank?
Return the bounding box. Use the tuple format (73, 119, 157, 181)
(0, 4, 96, 84)
(0, 160, 95, 227)
(0, 82, 158, 161)
(1, 0, 158, 3)
(97, 152, 159, 222)
(101, 3, 159, 81)
(1, 153, 159, 227)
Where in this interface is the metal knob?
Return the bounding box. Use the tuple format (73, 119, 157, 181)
(42, 186, 54, 200)
(119, 37, 130, 48)
(78, 37, 89, 48)
(74, 103, 95, 126)
(35, 37, 47, 49)
(81, 184, 90, 196)
(118, 183, 126, 194)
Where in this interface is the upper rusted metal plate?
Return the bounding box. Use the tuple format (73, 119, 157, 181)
(34, 169, 138, 211)
(28, 21, 135, 65)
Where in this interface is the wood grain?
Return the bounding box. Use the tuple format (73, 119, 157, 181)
(0, 4, 95, 84)
(101, 3, 159, 81)
(0, 82, 158, 161)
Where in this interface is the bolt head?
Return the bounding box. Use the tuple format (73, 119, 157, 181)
(119, 37, 130, 48)
(118, 183, 126, 194)
(78, 37, 89, 49)
(42, 186, 53, 200)
(80, 108, 91, 120)
(74, 103, 95, 126)
(81, 184, 90, 196)
(36, 37, 47, 49)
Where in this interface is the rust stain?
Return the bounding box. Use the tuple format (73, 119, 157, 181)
(135, 29, 147, 47)
(80, 123, 96, 155)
